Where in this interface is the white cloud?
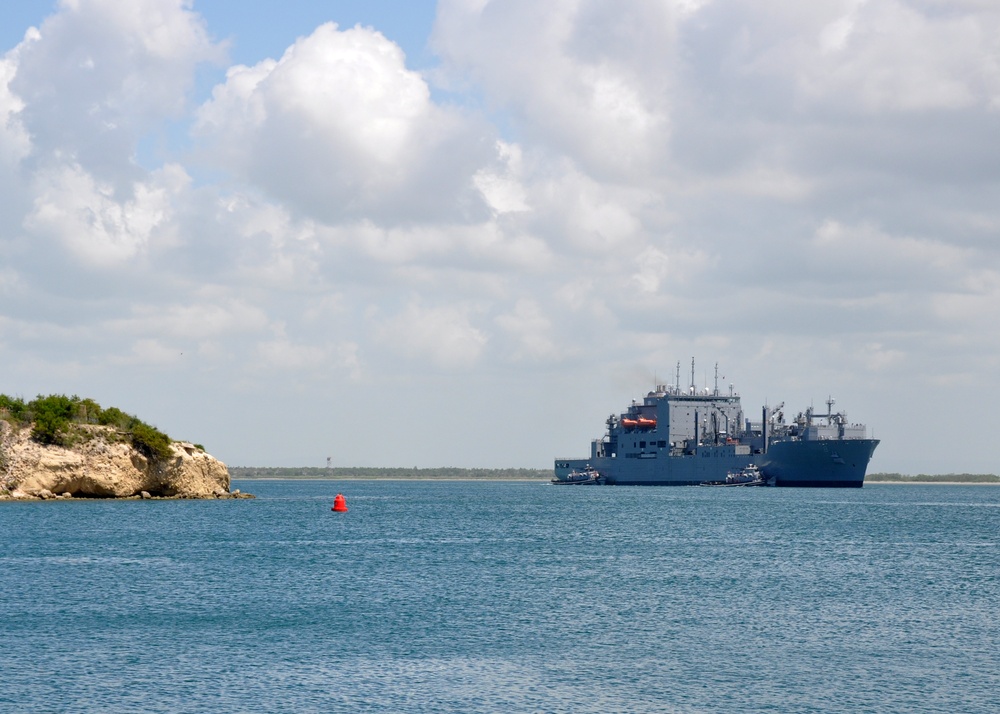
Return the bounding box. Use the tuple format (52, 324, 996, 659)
(494, 299, 557, 361)
(745, 0, 1000, 112)
(317, 219, 553, 277)
(692, 165, 817, 201)
(631, 246, 671, 294)
(255, 338, 333, 370)
(108, 298, 271, 341)
(473, 141, 530, 215)
(931, 267, 1000, 328)
(24, 163, 188, 267)
(210, 194, 323, 289)
(9, 0, 222, 176)
(811, 220, 973, 289)
(118, 337, 183, 366)
(0, 42, 32, 167)
(1, 1, 1000, 473)
(433, 0, 683, 177)
(373, 300, 488, 369)
(195, 22, 495, 224)
(528, 167, 647, 254)
(197, 23, 427, 165)
(859, 341, 905, 371)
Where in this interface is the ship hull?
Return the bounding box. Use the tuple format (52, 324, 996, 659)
(601, 458, 742, 486)
(758, 439, 880, 488)
(558, 444, 753, 486)
(556, 438, 879, 488)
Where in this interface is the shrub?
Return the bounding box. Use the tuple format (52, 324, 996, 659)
(1, 393, 175, 461)
(76, 398, 102, 424)
(97, 406, 130, 429)
(28, 394, 77, 445)
(0, 395, 27, 421)
(129, 421, 173, 461)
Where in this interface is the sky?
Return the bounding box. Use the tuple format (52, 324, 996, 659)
(2, 0, 999, 473)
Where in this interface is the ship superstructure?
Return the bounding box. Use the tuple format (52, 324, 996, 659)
(554, 361, 879, 487)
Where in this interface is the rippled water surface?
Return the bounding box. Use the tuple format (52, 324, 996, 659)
(2, 481, 998, 713)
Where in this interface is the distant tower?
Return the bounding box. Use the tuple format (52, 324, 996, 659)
(326, 456, 332, 469)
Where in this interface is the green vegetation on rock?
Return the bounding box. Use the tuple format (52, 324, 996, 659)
(0, 393, 175, 461)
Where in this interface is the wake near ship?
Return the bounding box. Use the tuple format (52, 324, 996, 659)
(554, 361, 879, 487)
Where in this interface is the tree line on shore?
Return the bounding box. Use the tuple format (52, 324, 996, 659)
(866, 472, 998, 483)
(229, 467, 998, 483)
(229, 466, 552, 480)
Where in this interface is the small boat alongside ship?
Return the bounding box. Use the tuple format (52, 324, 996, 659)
(700, 464, 769, 487)
(550, 465, 603, 485)
(553, 360, 879, 488)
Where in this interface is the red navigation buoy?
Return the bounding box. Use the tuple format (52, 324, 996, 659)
(332, 493, 348, 512)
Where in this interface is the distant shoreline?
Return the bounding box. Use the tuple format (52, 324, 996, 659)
(229, 467, 998, 484)
(866, 473, 999, 484)
(228, 467, 551, 481)
(229, 478, 998, 485)
(233, 477, 547, 482)
(867, 481, 999, 486)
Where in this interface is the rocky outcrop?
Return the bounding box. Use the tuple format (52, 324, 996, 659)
(0, 420, 247, 499)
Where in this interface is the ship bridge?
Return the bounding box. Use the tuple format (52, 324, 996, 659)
(606, 362, 747, 458)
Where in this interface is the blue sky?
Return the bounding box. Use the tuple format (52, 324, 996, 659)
(194, 1, 439, 69)
(2, 2, 438, 66)
(3, 1, 1000, 474)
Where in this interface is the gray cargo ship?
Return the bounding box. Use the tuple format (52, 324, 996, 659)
(554, 361, 879, 487)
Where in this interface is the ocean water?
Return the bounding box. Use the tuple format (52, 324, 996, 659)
(1, 481, 998, 714)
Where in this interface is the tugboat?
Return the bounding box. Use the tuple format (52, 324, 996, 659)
(701, 464, 768, 487)
(551, 465, 603, 485)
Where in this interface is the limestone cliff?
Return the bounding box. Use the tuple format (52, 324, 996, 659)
(0, 420, 240, 499)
